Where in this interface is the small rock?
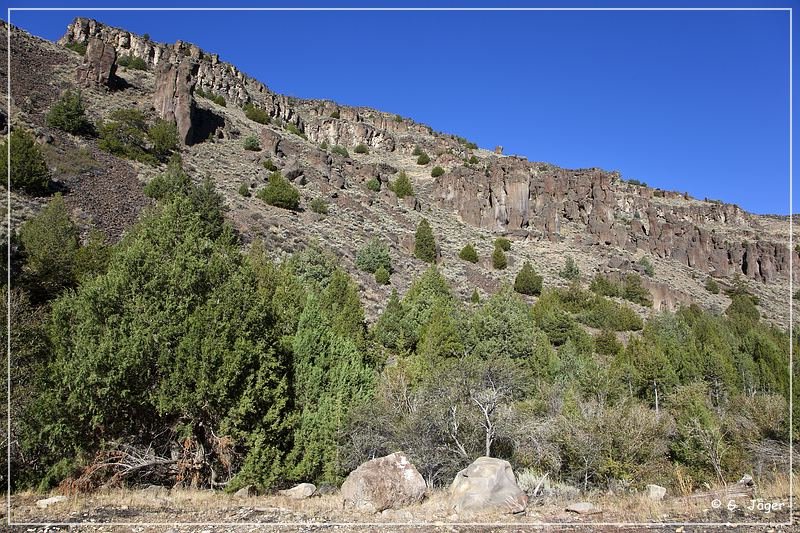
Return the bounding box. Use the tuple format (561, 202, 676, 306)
(278, 483, 316, 499)
(234, 485, 257, 498)
(646, 484, 667, 501)
(36, 495, 67, 509)
(737, 474, 754, 487)
(565, 501, 601, 515)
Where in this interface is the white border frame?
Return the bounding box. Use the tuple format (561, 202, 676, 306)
(4, 5, 794, 529)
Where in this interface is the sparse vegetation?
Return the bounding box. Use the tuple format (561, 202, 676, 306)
(412, 146, 424, 156)
(2, 129, 50, 195)
(560, 256, 580, 280)
(262, 158, 277, 171)
(257, 171, 300, 210)
(243, 103, 270, 124)
(331, 145, 349, 158)
(330, 110, 340, 119)
(638, 256, 655, 276)
(310, 197, 329, 215)
(494, 237, 511, 251)
(470, 289, 480, 303)
(238, 183, 251, 197)
(430, 166, 444, 178)
(416, 153, 430, 165)
(458, 244, 479, 263)
(356, 239, 392, 274)
(98, 108, 158, 165)
(705, 277, 720, 294)
(492, 245, 507, 270)
(468, 155, 479, 165)
(46, 90, 93, 135)
(392, 171, 414, 198)
(354, 143, 369, 154)
(366, 177, 381, 192)
(64, 41, 87, 55)
(286, 123, 307, 140)
(196, 88, 226, 107)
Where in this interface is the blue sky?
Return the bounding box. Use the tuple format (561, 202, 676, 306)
(3, 1, 796, 215)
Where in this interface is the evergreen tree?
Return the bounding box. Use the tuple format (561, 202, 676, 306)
(514, 261, 543, 296)
(414, 219, 437, 263)
(2, 129, 50, 195)
(560, 256, 580, 281)
(492, 246, 507, 270)
(459, 243, 479, 263)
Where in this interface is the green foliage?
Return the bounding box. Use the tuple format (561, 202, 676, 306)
(559, 256, 580, 281)
(590, 273, 652, 307)
(494, 237, 512, 251)
(414, 219, 437, 263)
(98, 108, 157, 165)
(331, 145, 349, 157)
(705, 277, 720, 294)
(356, 239, 392, 274)
(374, 266, 390, 285)
(578, 295, 643, 331)
(238, 183, 251, 197)
(492, 246, 507, 270)
(366, 177, 381, 192)
(2, 129, 50, 194)
(243, 103, 270, 124)
(257, 171, 300, 210)
(626, 178, 647, 187)
(262, 158, 277, 171)
(412, 146, 424, 156)
(46, 90, 93, 135)
(330, 110, 340, 119)
(117, 54, 148, 70)
(468, 155, 480, 164)
(416, 153, 430, 165)
(18, 194, 79, 298)
(354, 143, 369, 154)
(638, 256, 655, 276)
(394, 114, 403, 122)
(197, 88, 226, 107)
(392, 171, 414, 198)
(147, 119, 179, 161)
(64, 41, 87, 55)
(458, 243, 479, 263)
(310, 197, 329, 215)
(243, 135, 260, 151)
(514, 261, 542, 296)
(430, 166, 444, 177)
(594, 329, 622, 355)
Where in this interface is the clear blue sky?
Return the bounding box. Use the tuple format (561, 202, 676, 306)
(4, 1, 796, 215)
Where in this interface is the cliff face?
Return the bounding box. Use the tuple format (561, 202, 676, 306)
(433, 159, 793, 284)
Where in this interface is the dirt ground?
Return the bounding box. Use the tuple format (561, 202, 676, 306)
(5, 480, 795, 532)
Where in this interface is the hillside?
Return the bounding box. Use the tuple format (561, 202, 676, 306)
(4, 17, 794, 325)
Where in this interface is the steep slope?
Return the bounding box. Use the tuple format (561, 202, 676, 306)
(4, 18, 794, 325)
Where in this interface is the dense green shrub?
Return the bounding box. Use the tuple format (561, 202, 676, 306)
(492, 246, 507, 270)
(416, 153, 430, 165)
(705, 277, 720, 294)
(310, 197, 329, 215)
(356, 239, 392, 274)
(374, 266, 390, 285)
(354, 143, 369, 154)
(257, 171, 300, 210)
(412, 146, 424, 156)
(1, 129, 50, 195)
(366, 177, 381, 192)
(243, 135, 260, 151)
(414, 219, 437, 263)
(98, 108, 157, 165)
(330, 110, 340, 119)
(392, 171, 414, 198)
(494, 237, 511, 251)
(560, 256, 580, 280)
(459, 244, 479, 263)
(430, 166, 444, 177)
(590, 274, 620, 297)
(622, 274, 652, 307)
(243, 103, 270, 124)
(46, 90, 93, 135)
(147, 119, 179, 161)
(470, 289, 480, 303)
(514, 261, 543, 296)
(331, 145, 349, 157)
(578, 295, 643, 331)
(117, 55, 148, 70)
(238, 183, 251, 197)
(468, 155, 479, 164)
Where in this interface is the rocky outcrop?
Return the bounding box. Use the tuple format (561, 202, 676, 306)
(340, 452, 426, 513)
(449, 457, 527, 516)
(434, 161, 795, 283)
(153, 59, 199, 145)
(76, 37, 116, 88)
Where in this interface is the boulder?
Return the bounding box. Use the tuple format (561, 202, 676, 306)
(76, 37, 116, 88)
(449, 457, 527, 516)
(340, 452, 426, 513)
(234, 484, 256, 498)
(279, 483, 316, 499)
(646, 484, 666, 501)
(565, 501, 601, 515)
(36, 495, 67, 509)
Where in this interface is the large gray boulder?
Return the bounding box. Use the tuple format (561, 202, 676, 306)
(449, 457, 528, 516)
(340, 452, 426, 513)
(76, 37, 116, 88)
